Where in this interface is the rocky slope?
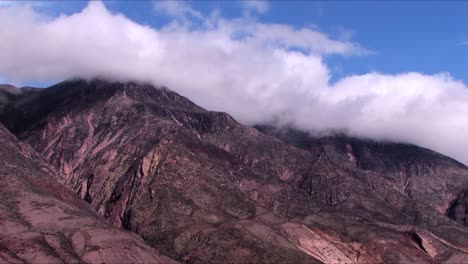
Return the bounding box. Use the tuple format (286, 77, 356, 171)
(1, 79, 468, 263)
(255, 126, 468, 227)
(0, 123, 176, 263)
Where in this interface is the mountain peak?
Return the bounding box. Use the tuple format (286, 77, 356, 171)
(1, 79, 468, 263)
(0, 78, 209, 134)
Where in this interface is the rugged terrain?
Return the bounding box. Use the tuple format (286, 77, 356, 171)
(255, 125, 468, 227)
(1, 79, 468, 263)
(0, 123, 176, 263)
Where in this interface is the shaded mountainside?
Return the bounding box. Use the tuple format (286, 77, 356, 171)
(255, 125, 468, 227)
(1, 79, 468, 263)
(0, 124, 176, 263)
(0, 84, 21, 111)
(0, 84, 40, 112)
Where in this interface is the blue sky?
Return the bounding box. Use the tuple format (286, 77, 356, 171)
(24, 0, 468, 85)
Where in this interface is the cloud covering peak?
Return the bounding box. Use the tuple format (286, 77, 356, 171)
(1, 1, 468, 164)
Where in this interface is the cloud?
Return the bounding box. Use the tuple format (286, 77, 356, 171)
(0, 1, 47, 8)
(0, 1, 15, 6)
(153, 0, 204, 22)
(241, 1, 270, 14)
(1, 1, 468, 164)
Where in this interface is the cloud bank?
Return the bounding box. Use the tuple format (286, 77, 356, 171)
(1, 1, 468, 164)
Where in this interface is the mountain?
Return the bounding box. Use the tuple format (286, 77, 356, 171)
(0, 123, 176, 263)
(255, 125, 468, 227)
(0, 84, 40, 112)
(0, 84, 20, 111)
(1, 78, 468, 263)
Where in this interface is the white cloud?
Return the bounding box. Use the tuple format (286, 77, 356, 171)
(0, 1, 14, 6)
(0, 1, 47, 7)
(1, 1, 468, 164)
(153, 0, 204, 22)
(241, 1, 270, 14)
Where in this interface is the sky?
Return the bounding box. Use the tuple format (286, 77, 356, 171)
(4, 0, 467, 85)
(1, 1, 468, 164)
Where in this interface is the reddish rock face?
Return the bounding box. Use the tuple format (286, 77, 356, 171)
(1, 78, 468, 263)
(0, 124, 176, 263)
(255, 125, 468, 227)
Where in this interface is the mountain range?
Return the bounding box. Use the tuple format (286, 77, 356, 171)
(0, 79, 467, 263)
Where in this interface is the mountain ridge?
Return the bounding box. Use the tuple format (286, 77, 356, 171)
(1, 78, 468, 263)
(255, 124, 468, 225)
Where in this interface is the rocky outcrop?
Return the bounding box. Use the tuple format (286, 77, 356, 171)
(2, 79, 468, 263)
(0, 124, 176, 263)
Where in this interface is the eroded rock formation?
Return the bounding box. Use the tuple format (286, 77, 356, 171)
(1, 79, 468, 263)
(0, 124, 176, 263)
